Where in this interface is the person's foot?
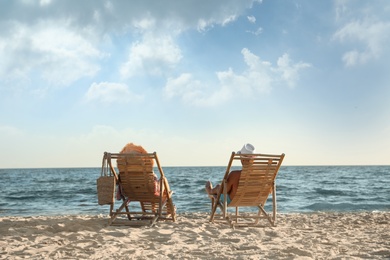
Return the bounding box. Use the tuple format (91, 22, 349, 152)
(205, 181, 213, 194)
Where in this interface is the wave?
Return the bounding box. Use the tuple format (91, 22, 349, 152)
(302, 202, 390, 212)
(313, 188, 349, 196)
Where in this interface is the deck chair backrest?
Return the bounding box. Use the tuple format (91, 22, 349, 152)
(228, 153, 284, 207)
(116, 153, 160, 202)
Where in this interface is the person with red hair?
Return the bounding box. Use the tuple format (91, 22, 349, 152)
(119, 142, 147, 154)
(116, 142, 160, 200)
(118, 142, 154, 166)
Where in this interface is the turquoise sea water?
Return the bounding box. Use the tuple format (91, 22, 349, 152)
(0, 166, 389, 217)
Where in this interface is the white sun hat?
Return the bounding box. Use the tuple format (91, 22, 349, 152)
(237, 143, 256, 154)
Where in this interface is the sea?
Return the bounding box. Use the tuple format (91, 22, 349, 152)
(0, 166, 389, 217)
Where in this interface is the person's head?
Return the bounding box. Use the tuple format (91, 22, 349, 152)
(118, 142, 153, 167)
(237, 143, 256, 166)
(237, 143, 255, 155)
(120, 143, 147, 154)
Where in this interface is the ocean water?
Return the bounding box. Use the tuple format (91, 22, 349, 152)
(0, 166, 389, 217)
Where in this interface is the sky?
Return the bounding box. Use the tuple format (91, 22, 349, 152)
(0, 0, 389, 168)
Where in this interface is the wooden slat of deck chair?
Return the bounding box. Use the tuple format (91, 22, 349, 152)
(103, 152, 176, 226)
(209, 152, 285, 227)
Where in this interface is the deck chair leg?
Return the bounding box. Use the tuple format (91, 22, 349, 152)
(158, 195, 163, 215)
(210, 191, 223, 222)
(109, 204, 114, 217)
(108, 201, 127, 225)
(255, 206, 263, 225)
(222, 182, 228, 219)
(151, 216, 158, 226)
(272, 183, 277, 224)
(125, 204, 131, 220)
(166, 196, 176, 222)
(209, 196, 224, 222)
(258, 206, 275, 227)
(209, 200, 217, 222)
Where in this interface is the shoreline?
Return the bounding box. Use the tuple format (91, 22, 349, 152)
(1, 212, 389, 259)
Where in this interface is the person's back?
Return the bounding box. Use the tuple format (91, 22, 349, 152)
(205, 143, 256, 201)
(224, 170, 241, 199)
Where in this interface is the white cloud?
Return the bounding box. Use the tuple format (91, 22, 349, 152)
(0, 20, 103, 88)
(247, 15, 256, 23)
(0, 0, 262, 92)
(132, 16, 157, 31)
(164, 73, 231, 106)
(1, 0, 261, 33)
(219, 48, 274, 95)
(164, 73, 201, 99)
(85, 82, 143, 103)
(221, 15, 238, 26)
(120, 34, 182, 78)
(334, 19, 390, 66)
(164, 48, 310, 106)
(245, 15, 262, 36)
(39, 0, 52, 6)
(246, 27, 263, 36)
(333, 0, 390, 67)
(341, 50, 369, 67)
(276, 53, 311, 88)
(334, 0, 349, 22)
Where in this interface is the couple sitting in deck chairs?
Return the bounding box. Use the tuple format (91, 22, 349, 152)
(100, 142, 284, 227)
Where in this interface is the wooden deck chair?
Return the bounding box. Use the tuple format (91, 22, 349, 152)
(209, 152, 285, 227)
(101, 152, 176, 226)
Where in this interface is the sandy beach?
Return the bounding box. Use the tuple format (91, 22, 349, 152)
(1, 212, 389, 259)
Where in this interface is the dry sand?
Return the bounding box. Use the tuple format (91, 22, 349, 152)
(0, 212, 389, 259)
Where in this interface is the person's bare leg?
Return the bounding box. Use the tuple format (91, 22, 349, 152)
(205, 181, 221, 195)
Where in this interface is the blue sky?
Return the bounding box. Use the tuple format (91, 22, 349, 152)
(1, 0, 389, 168)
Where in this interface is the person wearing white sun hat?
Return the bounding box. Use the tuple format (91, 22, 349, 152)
(205, 143, 256, 203)
(236, 143, 255, 154)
